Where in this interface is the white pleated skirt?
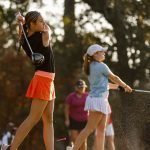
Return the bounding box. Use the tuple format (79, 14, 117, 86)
(84, 91, 111, 115)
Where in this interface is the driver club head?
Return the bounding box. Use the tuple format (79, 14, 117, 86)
(32, 53, 45, 66)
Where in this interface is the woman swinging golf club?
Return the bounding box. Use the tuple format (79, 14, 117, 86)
(1, 11, 56, 150)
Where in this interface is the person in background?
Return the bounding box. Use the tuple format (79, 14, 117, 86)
(1, 122, 15, 146)
(64, 79, 88, 150)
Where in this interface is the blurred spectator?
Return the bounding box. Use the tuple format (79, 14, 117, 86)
(64, 79, 88, 150)
(1, 122, 17, 145)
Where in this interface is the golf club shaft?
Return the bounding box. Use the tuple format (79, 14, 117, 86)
(19, 23, 33, 54)
(133, 89, 150, 93)
(16, 12, 33, 54)
(116, 87, 150, 94)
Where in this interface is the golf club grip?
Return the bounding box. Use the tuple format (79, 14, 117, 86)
(16, 12, 33, 54)
(118, 86, 125, 92)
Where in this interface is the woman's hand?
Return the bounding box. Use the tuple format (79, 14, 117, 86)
(65, 119, 70, 127)
(16, 12, 25, 24)
(124, 85, 132, 93)
(42, 23, 52, 47)
(43, 23, 51, 32)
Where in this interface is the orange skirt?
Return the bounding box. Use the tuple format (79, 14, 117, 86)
(26, 71, 55, 101)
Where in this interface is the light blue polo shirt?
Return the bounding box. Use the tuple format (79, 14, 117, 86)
(88, 61, 111, 97)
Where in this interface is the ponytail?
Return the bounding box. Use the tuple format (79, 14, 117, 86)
(83, 54, 93, 75)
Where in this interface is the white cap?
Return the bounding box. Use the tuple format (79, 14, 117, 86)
(86, 44, 107, 56)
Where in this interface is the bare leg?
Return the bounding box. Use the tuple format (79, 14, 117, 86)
(42, 99, 54, 150)
(10, 99, 48, 150)
(70, 130, 79, 146)
(70, 130, 87, 150)
(73, 111, 104, 150)
(105, 136, 115, 150)
(79, 139, 87, 150)
(95, 115, 107, 150)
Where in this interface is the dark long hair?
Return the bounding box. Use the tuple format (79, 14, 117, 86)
(20, 11, 41, 45)
(83, 54, 93, 75)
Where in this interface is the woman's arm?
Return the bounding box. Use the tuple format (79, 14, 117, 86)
(16, 12, 25, 40)
(109, 83, 119, 90)
(108, 72, 132, 92)
(42, 23, 52, 47)
(64, 104, 70, 127)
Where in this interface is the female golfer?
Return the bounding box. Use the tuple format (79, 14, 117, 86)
(71, 44, 132, 150)
(1, 11, 55, 150)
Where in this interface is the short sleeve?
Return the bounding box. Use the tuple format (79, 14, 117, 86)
(101, 63, 111, 76)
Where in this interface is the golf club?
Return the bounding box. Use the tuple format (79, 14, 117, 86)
(133, 89, 150, 94)
(16, 12, 45, 66)
(118, 86, 150, 94)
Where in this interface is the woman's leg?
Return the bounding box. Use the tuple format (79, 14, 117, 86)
(70, 130, 87, 150)
(95, 115, 107, 150)
(105, 136, 115, 150)
(73, 111, 104, 150)
(70, 130, 79, 146)
(10, 99, 48, 150)
(42, 99, 54, 150)
(79, 139, 87, 150)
